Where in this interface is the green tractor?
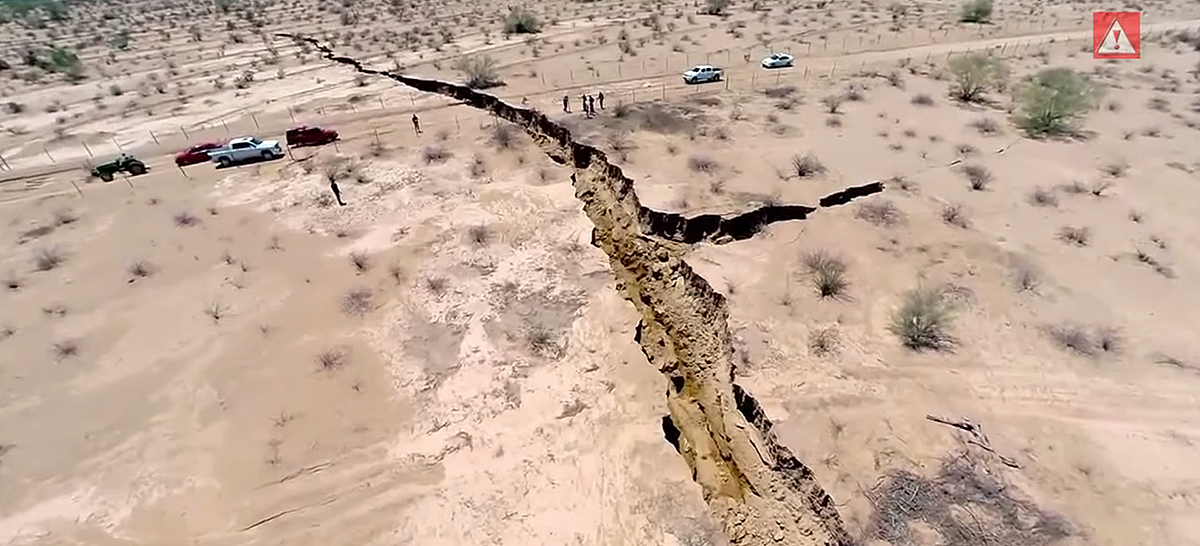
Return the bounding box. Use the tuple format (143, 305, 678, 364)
(90, 153, 148, 182)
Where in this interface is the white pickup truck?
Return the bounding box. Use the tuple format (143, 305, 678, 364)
(209, 136, 283, 167)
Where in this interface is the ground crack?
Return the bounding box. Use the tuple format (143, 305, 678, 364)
(284, 33, 872, 546)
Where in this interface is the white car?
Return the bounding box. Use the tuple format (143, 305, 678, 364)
(682, 65, 723, 84)
(209, 136, 283, 167)
(761, 53, 794, 68)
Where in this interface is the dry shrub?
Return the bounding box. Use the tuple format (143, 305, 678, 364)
(863, 450, 1071, 546)
(316, 347, 347, 370)
(961, 164, 992, 190)
(34, 246, 65, 271)
(127, 260, 155, 278)
(688, 155, 719, 173)
(1046, 323, 1121, 356)
(1058, 226, 1090, 246)
(349, 250, 370, 273)
(802, 251, 848, 299)
(173, 211, 200, 227)
(422, 146, 451, 164)
(341, 287, 374, 316)
(911, 93, 935, 106)
(969, 117, 1000, 135)
(525, 323, 564, 359)
(856, 199, 905, 227)
(467, 224, 491, 245)
(809, 325, 840, 356)
(490, 123, 519, 149)
(1028, 186, 1058, 207)
(762, 85, 796, 98)
(940, 203, 970, 228)
(888, 284, 955, 351)
(790, 153, 826, 178)
(821, 94, 844, 114)
(52, 338, 79, 361)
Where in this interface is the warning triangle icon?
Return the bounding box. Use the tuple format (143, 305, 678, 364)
(1097, 19, 1136, 54)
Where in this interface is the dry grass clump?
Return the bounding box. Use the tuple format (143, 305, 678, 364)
(349, 250, 370, 273)
(422, 146, 452, 164)
(204, 300, 229, 322)
(1046, 323, 1121, 356)
(688, 155, 719, 173)
(911, 93, 935, 106)
(173, 211, 200, 227)
(821, 94, 844, 114)
(1028, 186, 1059, 207)
(467, 224, 491, 245)
(969, 117, 1000, 135)
(316, 347, 347, 370)
(855, 199, 905, 227)
(888, 284, 955, 351)
(762, 85, 796, 98)
(1058, 226, 1090, 246)
(808, 325, 840, 356)
(961, 164, 992, 190)
(789, 153, 826, 178)
(52, 338, 79, 361)
(940, 203, 971, 228)
(490, 123, 519, 149)
(524, 323, 564, 359)
(341, 287, 374, 316)
(33, 246, 65, 271)
(127, 260, 155, 279)
(802, 251, 849, 299)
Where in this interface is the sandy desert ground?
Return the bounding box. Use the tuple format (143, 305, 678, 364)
(3, 0, 1200, 544)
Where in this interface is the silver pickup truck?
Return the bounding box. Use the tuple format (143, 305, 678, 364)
(209, 136, 283, 167)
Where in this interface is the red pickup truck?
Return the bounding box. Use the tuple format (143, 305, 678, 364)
(285, 125, 338, 147)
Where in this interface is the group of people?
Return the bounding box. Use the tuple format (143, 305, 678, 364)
(563, 92, 605, 117)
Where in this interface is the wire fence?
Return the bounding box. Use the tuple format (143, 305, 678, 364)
(2, 18, 1194, 179)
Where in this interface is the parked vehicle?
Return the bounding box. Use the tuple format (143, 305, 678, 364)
(174, 141, 224, 166)
(208, 136, 283, 167)
(761, 52, 795, 68)
(682, 65, 723, 84)
(90, 153, 148, 182)
(285, 125, 338, 147)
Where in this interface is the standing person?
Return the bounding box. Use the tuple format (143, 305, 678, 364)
(588, 95, 596, 116)
(330, 180, 346, 206)
(411, 113, 422, 135)
(562, 95, 570, 112)
(597, 91, 605, 110)
(580, 94, 588, 115)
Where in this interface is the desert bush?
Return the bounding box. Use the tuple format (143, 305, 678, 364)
(960, 0, 993, 23)
(962, 164, 992, 190)
(688, 155, 719, 173)
(802, 251, 848, 299)
(316, 347, 347, 370)
(491, 123, 518, 149)
(889, 285, 955, 350)
(607, 131, 636, 161)
(422, 146, 452, 164)
(453, 54, 502, 89)
(763, 85, 796, 98)
(52, 338, 79, 360)
(1014, 68, 1103, 137)
(1046, 324, 1119, 356)
(127, 260, 155, 278)
(173, 211, 200, 227)
(341, 287, 374, 315)
(503, 7, 541, 34)
(1028, 186, 1059, 207)
(1012, 261, 1040, 292)
(349, 251, 370, 273)
(911, 93, 934, 106)
(1100, 160, 1128, 177)
(825, 116, 843, 127)
(940, 203, 970, 228)
(1058, 226, 1090, 246)
(467, 225, 491, 245)
(790, 153, 826, 178)
(703, 0, 731, 15)
(969, 117, 1000, 135)
(204, 300, 228, 322)
(821, 94, 844, 114)
(809, 326, 840, 356)
(33, 246, 64, 271)
(856, 200, 905, 227)
(948, 54, 1007, 102)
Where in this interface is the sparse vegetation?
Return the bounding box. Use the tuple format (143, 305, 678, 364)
(911, 93, 935, 106)
(317, 347, 347, 370)
(467, 225, 491, 245)
(962, 164, 992, 190)
(809, 326, 840, 356)
(52, 338, 79, 360)
(1047, 323, 1121, 356)
(688, 155, 719, 173)
(127, 260, 155, 279)
(889, 285, 955, 351)
(454, 54, 502, 89)
(422, 146, 452, 164)
(789, 153, 826, 178)
(1014, 68, 1103, 137)
(802, 251, 849, 299)
(491, 123, 519, 149)
(33, 246, 64, 271)
(1028, 187, 1059, 207)
(349, 251, 370, 273)
(960, 0, 993, 23)
(856, 200, 905, 227)
(502, 7, 541, 34)
(1058, 226, 1091, 246)
(341, 287, 374, 316)
(948, 54, 1007, 103)
(821, 94, 844, 114)
(173, 211, 200, 227)
(940, 203, 970, 228)
(702, 0, 731, 15)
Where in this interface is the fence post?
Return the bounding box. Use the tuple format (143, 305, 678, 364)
(0, 154, 8, 170)
(82, 141, 93, 157)
(42, 145, 54, 163)
(379, 96, 386, 110)
(661, 84, 665, 100)
(149, 130, 159, 144)
(221, 118, 230, 133)
(181, 125, 189, 139)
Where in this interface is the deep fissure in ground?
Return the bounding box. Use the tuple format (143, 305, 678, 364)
(287, 34, 889, 546)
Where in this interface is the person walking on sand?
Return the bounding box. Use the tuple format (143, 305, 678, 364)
(588, 95, 596, 116)
(411, 113, 421, 135)
(563, 95, 570, 113)
(597, 91, 605, 110)
(330, 180, 346, 206)
(580, 94, 588, 116)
